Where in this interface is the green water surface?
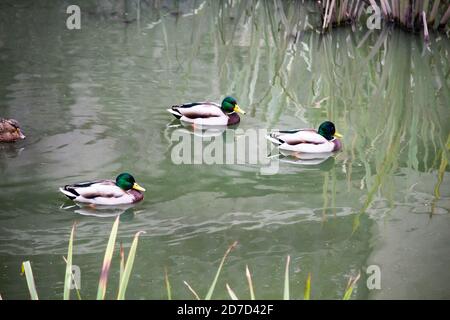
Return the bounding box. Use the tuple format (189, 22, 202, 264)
(0, 0, 449, 299)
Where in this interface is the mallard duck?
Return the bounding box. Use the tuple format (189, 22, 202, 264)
(267, 121, 343, 153)
(59, 173, 146, 205)
(167, 96, 246, 126)
(0, 118, 26, 142)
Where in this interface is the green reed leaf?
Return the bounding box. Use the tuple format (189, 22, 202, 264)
(246, 265, 255, 300)
(226, 283, 239, 300)
(304, 272, 311, 300)
(117, 231, 145, 300)
(205, 241, 238, 300)
(165, 267, 172, 300)
(96, 216, 120, 300)
(284, 255, 290, 300)
(63, 223, 75, 300)
(22, 261, 38, 300)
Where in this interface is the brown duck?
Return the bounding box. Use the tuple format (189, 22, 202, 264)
(0, 118, 26, 142)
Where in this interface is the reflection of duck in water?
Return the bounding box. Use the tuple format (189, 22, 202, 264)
(59, 173, 146, 205)
(0, 118, 26, 142)
(0, 143, 24, 159)
(167, 96, 246, 127)
(278, 153, 336, 170)
(267, 121, 343, 154)
(61, 202, 137, 220)
(166, 122, 228, 139)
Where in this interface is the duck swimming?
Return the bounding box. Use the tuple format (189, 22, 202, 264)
(0, 118, 26, 142)
(59, 173, 146, 206)
(167, 96, 246, 126)
(267, 121, 343, 154)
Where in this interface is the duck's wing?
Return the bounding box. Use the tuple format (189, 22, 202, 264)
(168, 102, 223, 119)
(0, 119, 12, 134)
(268, 130, 335, 153)
(59, 180, 126, 202)
(267, 129, 320, 145)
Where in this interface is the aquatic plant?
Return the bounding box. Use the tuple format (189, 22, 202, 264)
(16, 218, 361, 300)
(318, 0, 450, 37)
(20, 217, 145, 300)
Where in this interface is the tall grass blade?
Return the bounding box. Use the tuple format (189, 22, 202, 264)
(22, 261, 38, 300)
(63, 223, 76, 300)
(62, 256, 82, 300)
(343, 272, 361, 300)
(226, 284, 239, 300)
(304, 272, 311, 300)
(117, 231, 145, 300)
(245, 265, 255, 300)
(164, 267, 172, 300)
(283, 255, 290, 300)
(96, 216, 120, 300)
(119, 242, 125, 286)
(184, 281, 201, 300)
(205, 241, 238, 300)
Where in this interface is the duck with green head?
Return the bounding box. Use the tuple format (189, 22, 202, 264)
(168, 96, 246, 126)
(59, 173, 146, 205)
(267, 121, 343, 153)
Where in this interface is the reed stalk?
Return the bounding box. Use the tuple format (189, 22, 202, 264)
(117, 231, 145, 300)
(184, 281, 201, 300)
(96, 216, 120, 300)
(439, 5, 450, 27)
(63, 223, 76, 300)
(283, 255, 290, 300)
(318, 0, 448, 36)
(21, 261, 38, 300)
(429, 0, 441, 24)
(165, 267, 172, 300)
(226, 284, 239, 300)
(304, 273, 311, 300)
(246, 265, 256, 300)
(423, 11, 430, 42)
(343, 272, 361, 300)
(205, 241, 238, 300)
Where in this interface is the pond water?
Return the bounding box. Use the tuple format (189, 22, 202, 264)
(0, 0, 449, 299)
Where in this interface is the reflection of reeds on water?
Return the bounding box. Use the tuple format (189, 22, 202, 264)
(311, 28, 448, 229)
(149, 1, 448, 221)
(319, 0, 449, 37)
(80, 1, 448, 226)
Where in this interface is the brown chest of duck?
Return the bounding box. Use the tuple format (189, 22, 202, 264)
(0, 118, 26, 142)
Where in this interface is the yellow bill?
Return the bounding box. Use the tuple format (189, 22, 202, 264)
(334, 132, 343, 138)
(132, 183, 146, 192)
(233, 105, 246, 115)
